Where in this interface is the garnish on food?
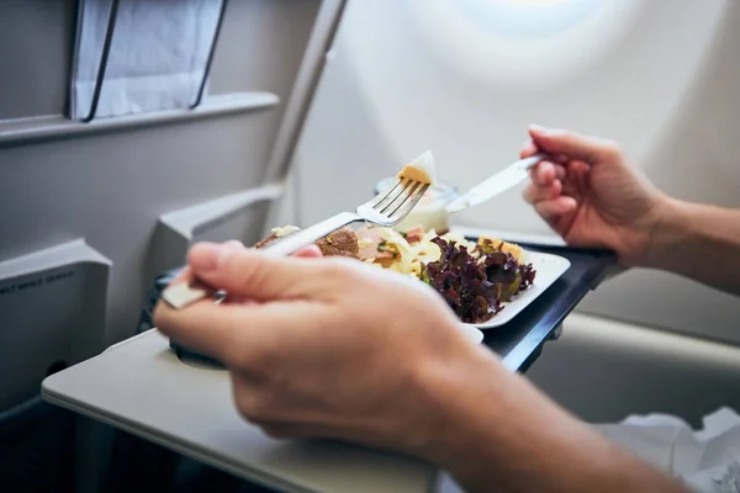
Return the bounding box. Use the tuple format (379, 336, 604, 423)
(420, 236, 535, 324)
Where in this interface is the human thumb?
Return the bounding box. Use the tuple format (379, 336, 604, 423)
(188, 242, 322, 301)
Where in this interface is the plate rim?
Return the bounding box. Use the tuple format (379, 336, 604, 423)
(457, 323, 485, 344)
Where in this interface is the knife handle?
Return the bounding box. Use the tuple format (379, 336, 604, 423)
(519, 152, 549, 171)
(444, 153, 549, 214)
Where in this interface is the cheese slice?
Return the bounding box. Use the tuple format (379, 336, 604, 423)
(397, 150, 436, 185)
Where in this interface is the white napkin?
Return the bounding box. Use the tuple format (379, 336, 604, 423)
(595, 408, 740, 493)
(437, 409, 740, 493)
(70, 0, 224, 120)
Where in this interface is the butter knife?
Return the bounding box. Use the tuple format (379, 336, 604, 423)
(445, 153, 547, 213)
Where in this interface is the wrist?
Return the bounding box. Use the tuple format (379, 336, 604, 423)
(405, 345, 507, 469)
(409, 347, 549, 489)
(616, 191, 678, 268)
(638, 195, 689, 270)
(409, 348, 684, 493)
(411, 349, 570, 490)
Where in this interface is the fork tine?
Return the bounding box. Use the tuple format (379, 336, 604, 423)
(370, 179, 401, 207)
(385, 180, 423, 217)
(378, 180, 413, 215)
(370, 178, 403, 208)
(377, 179, 414, 214)
(389, 182, 428, 220)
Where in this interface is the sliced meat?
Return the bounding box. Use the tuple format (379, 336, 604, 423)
(356, 226, 391, 260)
(253, 225, 360, 259)
(315, 228, 360, 259)
(404, 225, 425, 244)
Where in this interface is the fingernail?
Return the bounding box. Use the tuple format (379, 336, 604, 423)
(190, 242, 230, 272)
(529, 124, 548, 134)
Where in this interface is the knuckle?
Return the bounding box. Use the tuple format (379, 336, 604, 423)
(548, 128, 568, 140)
(522, 185, 537, 204)
(535, 201, 556, 219)
(222, 342, 246, 370)
(321, 259, 353, 284)
(233, 257, 269, 295)
(219, 250, 273, 298)
(249, 400, 273, 421)
(234, 389, 273, 422)
(220, 312, 250, 365)
(261, 424, 292, 440)
(233, 389, 255, 419)
(600, 140, 622, 159)
(228, 340, 277, 378)
(152, 301, 175, 334)
(241, 352, 277, 381)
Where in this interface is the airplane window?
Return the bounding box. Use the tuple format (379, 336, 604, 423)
(405, 0, 642, 86)
(454, 0, 603, 39)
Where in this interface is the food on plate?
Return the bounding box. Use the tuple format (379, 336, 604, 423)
(355, 225, 535, 323)
(314, 228, 361, 259)
(253, 225, 301, 249)
(396, 150, 436, 185)
(252, 226, 360, 259)
(251, 223, 536, 324)
(422, 236, 535, 324)
(356, 224, 442, 275)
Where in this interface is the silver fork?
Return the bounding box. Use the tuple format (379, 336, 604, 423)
(161, 177, 430, 309)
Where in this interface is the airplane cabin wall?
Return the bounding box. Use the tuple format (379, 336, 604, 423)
(0, 0, 325, 421)
(290, 0, 740, 347)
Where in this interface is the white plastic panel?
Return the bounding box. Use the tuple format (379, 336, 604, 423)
(528, 313, 740, 427)
(42, 331, 438, 493)
(0, 0, 328, 348)
(293, 0, 740, 342)
(0, 1, 346, 490)
(0, 0, 73, 119)
(151, 184, 282, 274)
(0, 240, 110, 410)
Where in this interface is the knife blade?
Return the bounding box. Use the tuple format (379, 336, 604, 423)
(445, 153, 547, 213)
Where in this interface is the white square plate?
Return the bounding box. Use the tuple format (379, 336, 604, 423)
(463, 249, 571, 329)
(458, 323, 484, 344)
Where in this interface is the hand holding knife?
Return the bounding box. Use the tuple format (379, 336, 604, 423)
(445, 153, 547, 213)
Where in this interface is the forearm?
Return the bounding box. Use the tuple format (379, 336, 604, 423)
(422, 351, 687, 493)
(645, 198, 740, 295)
